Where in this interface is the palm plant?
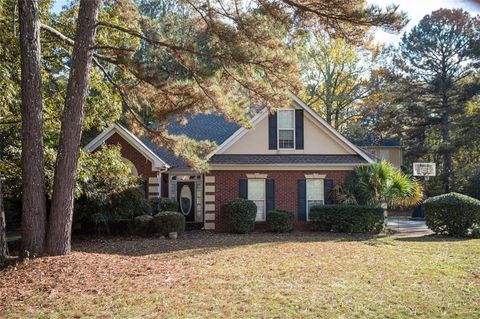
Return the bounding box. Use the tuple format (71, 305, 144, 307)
(347, 161, 422, 208)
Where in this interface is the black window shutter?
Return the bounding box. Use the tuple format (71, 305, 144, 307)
(266, 179, 275, 213)
(268, 113, 277, 150)
(295, 109, 304, 150)
(297, 179, 307, 221)
(324, 179, 334, 204)
(239, 179, 248, 199)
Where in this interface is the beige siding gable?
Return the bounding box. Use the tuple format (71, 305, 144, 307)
(221, 107, 355, 155)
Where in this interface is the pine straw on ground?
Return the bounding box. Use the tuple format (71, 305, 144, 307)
(1, 232, 479, 318)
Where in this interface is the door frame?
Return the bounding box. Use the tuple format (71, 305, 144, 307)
(168, 172, 203, 223)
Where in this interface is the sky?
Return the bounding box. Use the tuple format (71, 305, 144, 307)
(51, 0, 480, 44)
(367, 0, 480, 44)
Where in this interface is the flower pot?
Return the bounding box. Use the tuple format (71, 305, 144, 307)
(168, 232, 178, 239)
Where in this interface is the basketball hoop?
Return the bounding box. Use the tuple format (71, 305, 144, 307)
(413, 163, 436, 180)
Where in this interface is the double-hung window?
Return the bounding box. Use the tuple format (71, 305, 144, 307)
(278, 109, 295, 149)
(248, 179, 266, 221)
(306, 179, 324, 220)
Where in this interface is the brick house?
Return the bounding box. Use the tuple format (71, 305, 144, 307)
(85, 96, 375, 231)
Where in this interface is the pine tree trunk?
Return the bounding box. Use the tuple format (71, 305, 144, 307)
(46, 0, 100, 256)
(440, 75, 451, 194)
(18, 0, 46, 256)
(0, 179, 8, 257)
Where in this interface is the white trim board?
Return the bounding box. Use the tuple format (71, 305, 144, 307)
(84, 124, 170, 169)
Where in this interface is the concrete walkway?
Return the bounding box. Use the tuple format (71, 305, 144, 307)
(386, 218, 430, 235)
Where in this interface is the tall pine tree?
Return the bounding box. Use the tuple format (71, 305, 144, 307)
(389, 9, 479, 193)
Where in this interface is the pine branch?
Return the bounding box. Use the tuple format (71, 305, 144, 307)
(91, 45, 136, 52)
(40, 23, 118, 64)
(96, 21, 221, 59)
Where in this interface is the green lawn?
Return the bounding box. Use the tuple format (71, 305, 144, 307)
(1, 232, 479, 318)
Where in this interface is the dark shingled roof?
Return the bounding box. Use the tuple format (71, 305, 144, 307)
(355, 135, 401, 147)
(142, 114, 240, 168)
(209, 154, 368, 165)
(168, 114, 240, 144)
(139, 113, 372, 168)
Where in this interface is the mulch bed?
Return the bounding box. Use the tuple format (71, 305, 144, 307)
(0, 231, 372, 314)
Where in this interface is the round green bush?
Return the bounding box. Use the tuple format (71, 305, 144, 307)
(134, 214, 154, 236)
(153, 211, 185, 236)
(150, 197, 179, 214)
(471, 227, 480, 239)
(424, 192, 480, 237)
(221, 198, 257, 233)
(266, 210, 294, 233)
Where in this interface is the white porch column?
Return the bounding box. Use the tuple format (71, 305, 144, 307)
(204, 175, 216, 230)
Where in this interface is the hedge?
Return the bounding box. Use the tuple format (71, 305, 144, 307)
(109, 188, 151, 219)
(221, 198, 257, 233)
(134, 214, 154, 236)
(266, 210, 294, 233)
(309, 205, 384, 234)
(424, 192, 480, 237)
(150, 198, 179, 214)
(153, 211, 185, 236)
(74, 187, 150, 227)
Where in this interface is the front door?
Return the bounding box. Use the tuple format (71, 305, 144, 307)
(177, 182, 195, 222)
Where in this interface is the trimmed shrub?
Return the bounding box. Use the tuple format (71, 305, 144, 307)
(134, 214, 154, 235)
(109, 188, 151, 219)
(150, 197, 179, 214)
(266, 210, 294, 233)
(221, 198, 257, 233)
(74, 187, 150, 224)
(309, 205, 384, 234)
(425, 192, 480, 237)
(471, 227, 480, 239)
(153, 211, 185, 236)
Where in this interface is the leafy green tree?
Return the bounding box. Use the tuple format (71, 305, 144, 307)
(297, 32, 377, 131)
(0, 0, 139, 255)
(76, 146, 139, 201)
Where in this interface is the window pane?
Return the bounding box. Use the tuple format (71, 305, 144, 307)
(253, 200, 265, 221)
(278, 110, 294, 129)
(307, 179, 324, 200)
(248, 179, 265, 200)
(279, 130, 294, 149)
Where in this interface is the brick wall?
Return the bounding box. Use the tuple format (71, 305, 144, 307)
(105, 132, 160, 198)
(208, 170, 352, 232)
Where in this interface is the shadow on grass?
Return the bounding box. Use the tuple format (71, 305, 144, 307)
(393, 233, 474, 243)
(73, 231, 377, 257)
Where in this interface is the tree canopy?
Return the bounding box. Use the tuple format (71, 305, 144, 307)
(381, 9, 480, 194)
